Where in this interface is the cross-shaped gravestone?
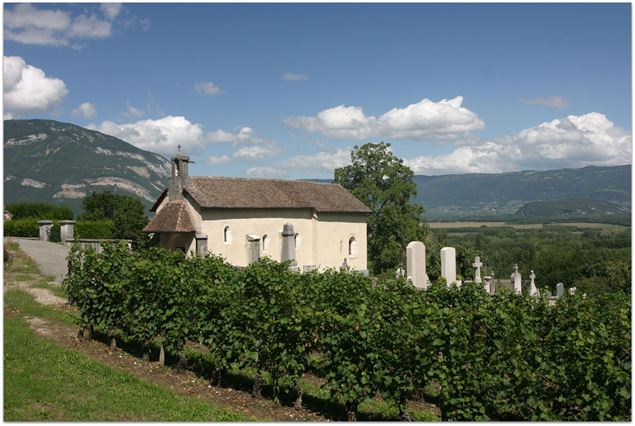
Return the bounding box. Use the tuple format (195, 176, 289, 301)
(177, 144, 182, 152)
(472, 256, 483, 284)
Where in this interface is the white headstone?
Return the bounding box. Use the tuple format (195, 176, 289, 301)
(406, 241, 428, 289)
(395, 266, 405, 279)
(556, 282, 564, 298)
(472, 256, 483, 284)
(569, 286, 576, 295)
(440, 247, 457, 286)
(511, 264, 522, 294)
(529, 270, 539, 297)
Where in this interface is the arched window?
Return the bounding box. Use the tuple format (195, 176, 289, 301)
(294, 233, 301, 250)
(223, 225, 232, 244)
(262, 234, 269, 252)
(348, 236, 358, 257)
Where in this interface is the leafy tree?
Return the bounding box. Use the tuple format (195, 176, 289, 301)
(80, 191, 148, 245)
(334, 142, 428, 274)
(6, 201, 73, 220)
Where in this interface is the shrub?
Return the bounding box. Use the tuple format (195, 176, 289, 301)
(4, 218, 39, 237)
(75, 220, 116, 239)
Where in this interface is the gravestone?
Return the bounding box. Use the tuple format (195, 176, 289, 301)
(511, 264, 522, 294)
(37, 220, 53, 242)
(556, 282, 564, 298)
(440, 247, 457, 285)
(281, 223, 296, 266)
(472, 256, 483, 284)
(246, 234, 260, 263)
(395, 266, 405, 279)
(406, 241, 428, 289)
(195, 233, 208, 257)
(59, 220, 76, 243)
(340, 258, 350, 272)
(569, 286, 576, 295)
(529, 270, 539, 296)
(483, 275, 492, 294)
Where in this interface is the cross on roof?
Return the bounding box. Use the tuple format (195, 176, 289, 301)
(177, 144, 181, 152)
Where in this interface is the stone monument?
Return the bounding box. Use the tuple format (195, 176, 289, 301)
(472, 256, 483, 284)
(406, 241, 428, 289)
(440, 247, 457, 286)
(511, 264, 522, 294)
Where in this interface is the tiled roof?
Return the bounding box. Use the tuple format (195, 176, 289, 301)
(182, 177, 372, 213)
(143, 201, 196, 233)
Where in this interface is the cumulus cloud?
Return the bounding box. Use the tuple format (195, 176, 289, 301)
(100, 3, 122, 20)
(207, 127, 266, 145)
(404, 112, 632, 175)
(89, 116, 205, 155)
(233, 144, 281, 161)
(246, 167, 287, 178)
(206, 155, 231, 165)
(4, 3, 118, 47)
(286, 148, 352, 173)
(282, 72, 308, 81)
(285, 96, 484, 140)
(521, 95, 568, 109)
(3, 56, 68, 118)
(71, 102, 97, 119)
(194, 81, 221, 96)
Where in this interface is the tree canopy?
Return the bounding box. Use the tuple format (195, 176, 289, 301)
(334, 142, 428, 273)
(80, 191, 148, 244)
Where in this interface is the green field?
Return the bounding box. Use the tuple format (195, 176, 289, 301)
(429, 221, 627, 230)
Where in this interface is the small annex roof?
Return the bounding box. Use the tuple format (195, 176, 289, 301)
(143, 201, 196, 233)
(150, 177, 372, 214)
(184, 177, 372, 213)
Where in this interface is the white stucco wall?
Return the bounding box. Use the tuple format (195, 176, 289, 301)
(152, 197, 368, 270)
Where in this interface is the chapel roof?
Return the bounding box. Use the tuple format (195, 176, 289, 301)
(143, 201, 196, 233)
(151, 177, 372, 214)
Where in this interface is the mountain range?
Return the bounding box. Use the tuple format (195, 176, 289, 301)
(3, 119, 632, 222)
(4, 119, 170, 213)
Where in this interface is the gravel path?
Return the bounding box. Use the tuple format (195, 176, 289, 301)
(7, 238, 70, 283)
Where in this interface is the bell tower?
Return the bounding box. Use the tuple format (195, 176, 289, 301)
(168, 145, 192, 201)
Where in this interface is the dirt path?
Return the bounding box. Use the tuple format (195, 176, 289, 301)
(7, 238, 70, 283)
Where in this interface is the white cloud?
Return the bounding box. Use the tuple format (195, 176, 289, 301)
(287, 148, 352, 173)
(404, 112, 632, 175)
(4, 4, 117, 47)
(207, 127, 267, 145)
(3, 56, 68, 118)
(71, 102, 97, 119)
(233, 144, 281, 161)
(123, 102, 145, 119)
(521, 95, 568, 109)
(285, 96, 484, 140)
(246, 167, 287, 178)
(100, 3, 122, 20)
(282, 72, 308, 81)
(194, 81, 221, 96)
(206, 155, 231, 165)
(90, 116, 205, 155)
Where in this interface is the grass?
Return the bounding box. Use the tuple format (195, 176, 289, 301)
(3, 315, 254, 421)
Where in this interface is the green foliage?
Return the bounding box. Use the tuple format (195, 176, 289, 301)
(334, 142, 428, 274)
(4, 218, 39, 237)
(6, 201, 74, 220)
(64, 245, 631, 421)
(80, 191, 148, 245)
(75, 220, 116, 239)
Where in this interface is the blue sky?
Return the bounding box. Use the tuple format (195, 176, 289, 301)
(3, 3, 632, 178)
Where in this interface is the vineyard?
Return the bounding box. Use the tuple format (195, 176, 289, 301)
(63, 242, 631, 421)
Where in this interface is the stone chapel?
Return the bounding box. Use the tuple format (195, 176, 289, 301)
(143, 151, 370, 272)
